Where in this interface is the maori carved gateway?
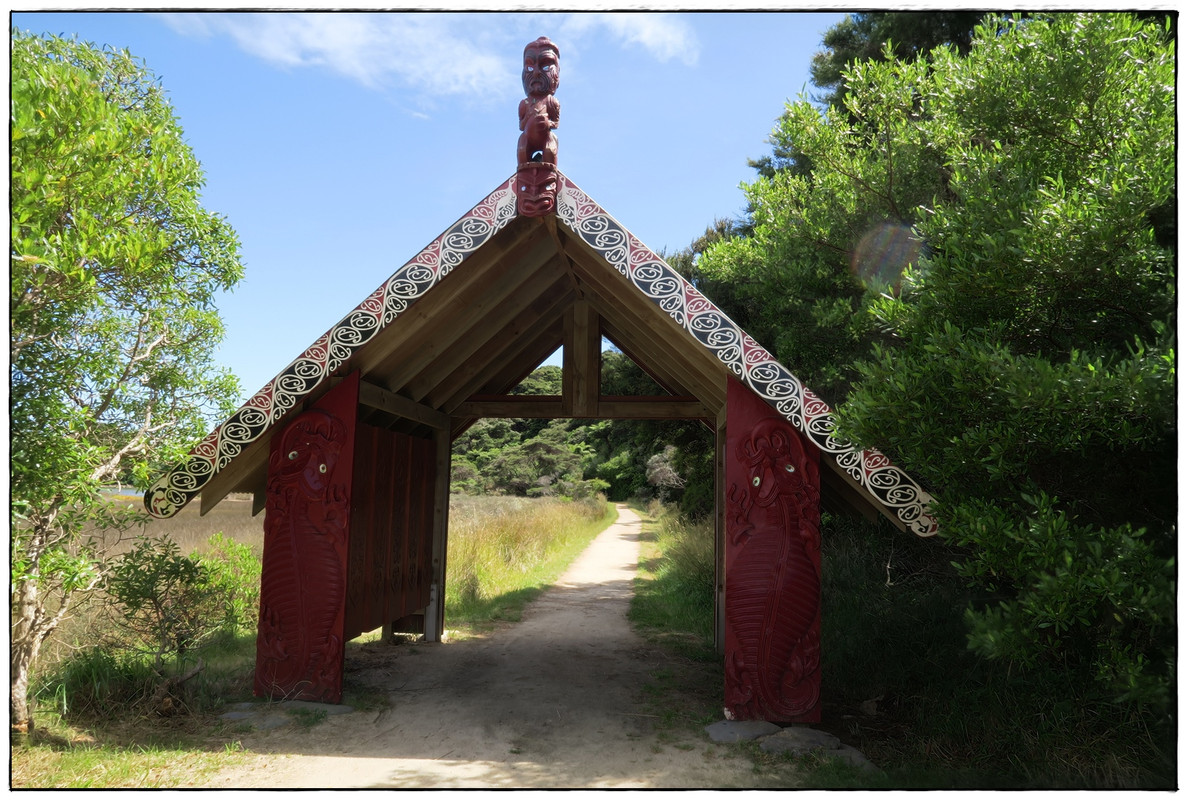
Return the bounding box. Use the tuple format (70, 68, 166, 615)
(144, 37, 937, 720)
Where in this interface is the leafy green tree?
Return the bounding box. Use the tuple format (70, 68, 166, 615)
(748, 11, 985, 181)
(837, 14, 1175, 707)
(721, 13, 1175, 706)
(10, 31, 244, 732)
(809, 12, 983, 111)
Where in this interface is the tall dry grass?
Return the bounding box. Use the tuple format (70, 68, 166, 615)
(445, 494, 614, 631)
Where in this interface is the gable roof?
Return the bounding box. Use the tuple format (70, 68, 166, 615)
(144, 172, 938, 536)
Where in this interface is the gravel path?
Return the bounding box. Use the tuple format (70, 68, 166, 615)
(200, 505, 799, 789)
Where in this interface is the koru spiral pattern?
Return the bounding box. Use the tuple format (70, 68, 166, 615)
(144, 179, 519, 519)
(555, 175, 938, 536)
(144, 171, 935, 535)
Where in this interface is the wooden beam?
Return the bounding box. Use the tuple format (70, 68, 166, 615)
(563, 301, 600, 416)
(714, 405, 727, 655)
(402, 267, 571, 403)
(455, 395, 710, 420)
(457, 396, 565, 418)
(544, 215, 588, 301)
(424, 426, 452, 642)
(359, 379, 450, 430)
(567, 255, 728, 410)
(597, 397, 711, 420)
(820, 456, 906, 532)
(200, 437, 269, 516)
(434, 298, 569, 412)
(372, 233, 558, 393)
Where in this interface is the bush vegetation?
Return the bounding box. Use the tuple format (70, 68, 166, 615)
(634, 505, 1175, 788)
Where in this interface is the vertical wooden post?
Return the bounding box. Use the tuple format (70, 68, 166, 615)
(424, 425, 452, 642)
(723, 376, 822, 722)
(714, 405, 727, 656)
(255, 373, 359, 703)
(563, 301, 600, 417)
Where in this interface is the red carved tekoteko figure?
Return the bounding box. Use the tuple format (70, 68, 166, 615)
(516, 36, 560, 217)
(255, 389, 355, 702)
(724, 377, 822, 722)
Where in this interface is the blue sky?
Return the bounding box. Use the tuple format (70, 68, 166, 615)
(13, 10, 848, 403)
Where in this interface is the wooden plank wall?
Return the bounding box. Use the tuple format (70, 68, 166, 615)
(343, 423, 436, 641)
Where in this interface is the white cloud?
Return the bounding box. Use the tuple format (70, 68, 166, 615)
(159, 12, 513, 98)
(561, 13, 699, 66)
(157, 11, 700, 103)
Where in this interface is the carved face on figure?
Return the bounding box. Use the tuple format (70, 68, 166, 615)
(276, 411, 343, 496)
(522, 37, 560, 98)
(515, 162, 558, 217)
(739, 418, 805, 507)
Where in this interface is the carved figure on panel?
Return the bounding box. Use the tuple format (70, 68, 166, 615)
(725, 415, 822, 722)
(516, 37, 560, 217)
(256, 409, 350, 702)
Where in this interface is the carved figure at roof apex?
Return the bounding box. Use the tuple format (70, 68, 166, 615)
(518, 36, 560, 166)
(516, 37, 560, 218)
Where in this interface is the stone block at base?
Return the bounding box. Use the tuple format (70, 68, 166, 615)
(704, 720, 782, 743)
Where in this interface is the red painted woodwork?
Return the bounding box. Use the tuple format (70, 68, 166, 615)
(724, 376, 822, 723)
(342, 423, 436, 641)
(516, 36, 560, 217)
(515, 163, 559, 217)
(256, 373, 359, 703)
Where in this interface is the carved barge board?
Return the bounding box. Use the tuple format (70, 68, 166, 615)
(724, 376, 822, 723)
(256, 372, 359, 703)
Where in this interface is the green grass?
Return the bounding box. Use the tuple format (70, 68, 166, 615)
(11, 709, 247, 789)
(627, 504, 721, 735)
(444, 495, 616, 634)
(624, 505, 1176, 789)
(628, 502, 716, 661)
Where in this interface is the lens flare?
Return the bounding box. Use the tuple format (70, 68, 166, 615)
(852, 223, 922, 294)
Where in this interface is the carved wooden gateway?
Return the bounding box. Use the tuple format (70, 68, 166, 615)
(145, 38, 936, 722)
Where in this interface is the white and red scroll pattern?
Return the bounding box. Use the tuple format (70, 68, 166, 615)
(556, 174, 938, 536)
(144, 179, 519, 519)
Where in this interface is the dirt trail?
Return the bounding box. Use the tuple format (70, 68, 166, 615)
(201, 505, 798, 789)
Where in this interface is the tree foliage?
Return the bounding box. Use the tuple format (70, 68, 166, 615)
(10, 30, 244, 731)
(750, 11, 986, 179)
(699, 12, 1174, 709)
(449, 353, 712, 516)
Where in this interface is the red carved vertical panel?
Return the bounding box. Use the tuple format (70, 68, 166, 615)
(256, 372, 359, 703)
(724, 376, 822, 723)
(375, 429, 397, 626)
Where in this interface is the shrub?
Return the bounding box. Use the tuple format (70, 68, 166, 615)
(105, 535, 224, 672)
(196, 533, 262, 636)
